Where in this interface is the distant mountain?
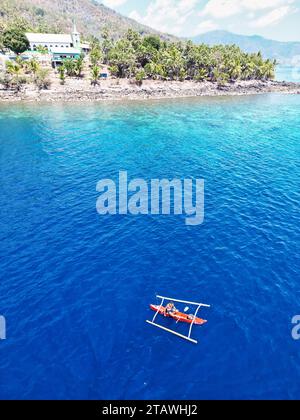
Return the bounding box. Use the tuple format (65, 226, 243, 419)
(0, 0, 176, 41)
(191, 31, 300, 64)
(2, 2, 298, 63)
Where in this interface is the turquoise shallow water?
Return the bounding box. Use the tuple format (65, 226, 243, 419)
(0, 94, 300, 400)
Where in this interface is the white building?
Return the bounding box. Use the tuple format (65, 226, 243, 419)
(26, 23, 81, 52)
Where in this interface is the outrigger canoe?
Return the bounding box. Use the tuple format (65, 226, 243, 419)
(147, 295, 210, 344)
(150, 304, 207, 325)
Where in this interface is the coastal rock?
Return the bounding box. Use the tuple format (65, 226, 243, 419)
(1, 80, 300, 102)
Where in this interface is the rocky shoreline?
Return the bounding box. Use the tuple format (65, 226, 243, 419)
(0, 79, 300, 102)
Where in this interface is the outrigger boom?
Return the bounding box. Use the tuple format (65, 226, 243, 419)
(156, 295, 211, 308)
(146, 295, 210, 344)
(146, 321, 198, 344)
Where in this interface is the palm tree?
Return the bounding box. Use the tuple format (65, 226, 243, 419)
(5, 61, 25, 91)
(15, 55, 24, 68)
(75, 55, 85, 78)
(63, 59, 76, 77)
(91, 65, 100, 86)
(34, 68, 51, 90)
(160, 45, 185, 80)
(261, 59, 275, 80)
(135, 68, 146, 86)
(101, 29, 276, 83)
(101, 28, 113, 64)
(58, 65, 66, 85)
(108, 39, 136, 78)
(227, 60, 242, 81)
(90, 46, 103, 67)
(27, 59, 40, 76)
(144, 61, 165, 80)
(195, 68, 208, 81)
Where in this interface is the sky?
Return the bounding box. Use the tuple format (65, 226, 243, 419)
(101, 0, 300, 41)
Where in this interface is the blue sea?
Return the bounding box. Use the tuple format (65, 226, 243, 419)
(0, 94, 300, 400)
(276, 65, 300, 83)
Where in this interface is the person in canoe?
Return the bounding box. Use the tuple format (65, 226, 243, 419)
(164, 302, 177, 317)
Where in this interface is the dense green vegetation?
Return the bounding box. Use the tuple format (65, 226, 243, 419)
(2, 26, 29, 55)
(96, 29, 276, 84)
(0, 57, 50, 91)
(0, 25, 276, 92)
(62, 55, 85, 78)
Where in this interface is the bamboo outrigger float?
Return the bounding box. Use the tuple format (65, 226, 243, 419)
(146, 295, 210, 344)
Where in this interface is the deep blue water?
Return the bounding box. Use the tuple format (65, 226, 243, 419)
(0, 94, 300, 400)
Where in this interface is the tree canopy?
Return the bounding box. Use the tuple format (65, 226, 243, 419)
(100, 29, 276, 83)
(2, 27, 29, 55)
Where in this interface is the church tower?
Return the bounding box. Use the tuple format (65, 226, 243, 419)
(72, 21, 81, 49)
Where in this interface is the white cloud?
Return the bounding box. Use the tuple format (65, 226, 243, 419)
(200, 0, 295, 19)
(191, 20, 219, 35)
(102, 0, 128, 8)
(129, 0, 198, 36)
(200, 0, 242, 19)
(128, 0, 296, 37)
(251, 5, 295, 28)
(246, 0, 295, 12)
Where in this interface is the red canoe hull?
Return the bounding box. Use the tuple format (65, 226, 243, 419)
(150, 304, 207, 325)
